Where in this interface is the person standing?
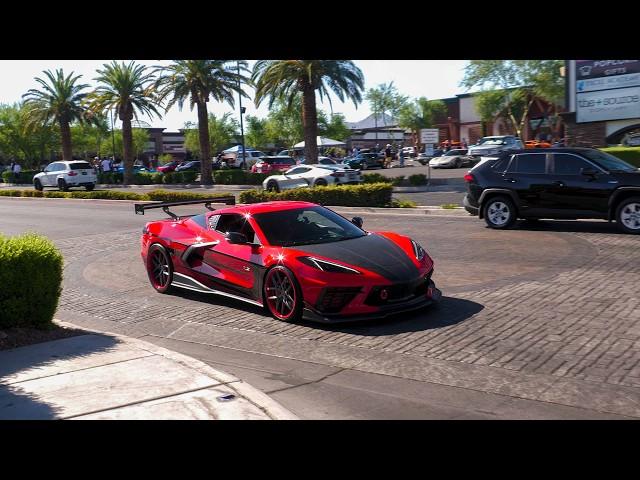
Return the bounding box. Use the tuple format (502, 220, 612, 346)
(101, 157, 112, 173)
(398, 146, 405, 167)
(11, 160, 21, 183)
(384, 144, 392, 168)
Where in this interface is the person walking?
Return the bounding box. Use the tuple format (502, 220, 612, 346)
(101, 157, 112, 173)
(384, 144, 393, 168)
(10, 160, 21, 183)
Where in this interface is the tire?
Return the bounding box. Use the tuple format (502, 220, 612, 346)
(615, 196, 640, 234)
(58, 179, 69, 192)
(266, 180, 280, 193)
(314, 178, 328, 187)
(146, 243, 174, 293)
(454, 159, 462, 168)
(34, 179, 43, 191)
(483, 195, 517, 229)
(263, 266, 303, 322)
(360, 162, 367, 170)
(85, 183, 95, 191)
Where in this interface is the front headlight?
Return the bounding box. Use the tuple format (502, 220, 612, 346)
(298, 256, 361, 274)
(411, 240, 427, 261)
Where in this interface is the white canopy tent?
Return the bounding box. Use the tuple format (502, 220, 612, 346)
(293, 137, 346, 148)
(222, 145, 256, 154)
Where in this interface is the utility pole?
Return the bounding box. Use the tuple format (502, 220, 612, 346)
(237, 61, 246, 170)
(110, 108, 117, 164)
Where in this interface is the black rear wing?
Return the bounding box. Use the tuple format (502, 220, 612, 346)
(134, 196, 236, 220)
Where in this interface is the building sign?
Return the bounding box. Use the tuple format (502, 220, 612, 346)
(420, 128, 439, 144)
(576, 86, 640, 123)
(576, 60, 640, 123)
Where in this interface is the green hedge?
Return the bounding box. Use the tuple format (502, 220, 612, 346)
(213, 170, 269, 185)
(239, 183, 394, 207)
(408, 174, 428, 186)
(0, 233, 63, 329)
(362, 173, 392, 184)
(601, 147, 640, 168)
(0, 189, 233, 202)
(1, 170, 39, 184)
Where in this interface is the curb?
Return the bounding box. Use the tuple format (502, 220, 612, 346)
(55, 320, 298, 420)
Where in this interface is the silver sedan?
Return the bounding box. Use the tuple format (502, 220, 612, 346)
(263, 165, 362, 192)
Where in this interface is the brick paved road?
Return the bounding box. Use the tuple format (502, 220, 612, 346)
(3, 198, 640, 418)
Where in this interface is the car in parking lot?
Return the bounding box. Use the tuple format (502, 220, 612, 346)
(463, 148, 640, 234)
(157, 160, 180, 173)
(263, 164, 362, 192)
(251, 156, 297, 174)
(33, 160, 97, 191)
(223, 150, 267, 169)
(175, 160, 200, 172)
(428, 149, 476, 169)
(468, 135, 524, 158)
(136, 197, 441, 323)
(342, 153, 385, 170)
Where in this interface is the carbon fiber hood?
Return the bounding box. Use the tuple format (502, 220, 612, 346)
(291, 233, 420, 282)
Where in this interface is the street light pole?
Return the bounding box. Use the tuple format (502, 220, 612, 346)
(237, 61, 247, 170)
(110, 108, 117, 165)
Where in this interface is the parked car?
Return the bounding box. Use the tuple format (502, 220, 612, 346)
(402, 146, 416, 157)
(623, 133, 640, 147)
(136, 197, 441, 322)
(34, 160, 97, 191)
(467, 136, 524, 158)
(263, 165, 362, 192)
(463, 148, 640, 234)
(525, 140, 552, 149)
(175, 160, 200, 172)
(428, 149, 476, 169)
(114, 164, 151, 173)
(224, 150, 267, 169)
(157, 161, 180, 173)
(251, 156, 297, 174)
(318, 156, 337, 165)
(342, 153, 385, 170)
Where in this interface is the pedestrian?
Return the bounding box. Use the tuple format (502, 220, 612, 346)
(101, 157, 112, 173)
(398, 145, 405, 167)
(384, 144, 393, 168)
(10, 160, 21, 183)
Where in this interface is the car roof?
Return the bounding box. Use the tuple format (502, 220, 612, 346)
(499, 147, 599, 155)
(212, 200, 317, 216)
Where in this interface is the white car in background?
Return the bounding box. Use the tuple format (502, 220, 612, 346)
(33, 160, 97, 191)
(262, 164, 362, 192)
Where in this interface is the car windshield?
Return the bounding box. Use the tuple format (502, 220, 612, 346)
(253, 206, 366, 247)
(479, 138, 507, 145)
(444, 149, 467, 156)
(580, 150, 637, 172)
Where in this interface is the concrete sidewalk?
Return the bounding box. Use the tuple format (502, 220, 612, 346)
(0, 323, 297, 420)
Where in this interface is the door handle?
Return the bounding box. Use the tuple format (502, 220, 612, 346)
(503, 177, 517, 183)
(552, 181, 565, 187)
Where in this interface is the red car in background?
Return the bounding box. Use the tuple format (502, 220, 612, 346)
(251, 156, 296, 174)
(157, 160, 181, 173)
(135, 198, 441, 323)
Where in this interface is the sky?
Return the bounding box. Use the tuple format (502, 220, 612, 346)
(0, 60, 471, 131)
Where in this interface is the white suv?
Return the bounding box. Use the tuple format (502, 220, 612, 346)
(34, 161, 97, 191)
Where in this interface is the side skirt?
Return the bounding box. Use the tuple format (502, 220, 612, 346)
(172, 272, 263, 307)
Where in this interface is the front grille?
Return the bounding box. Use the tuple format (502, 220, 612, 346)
(365, 270, 432, 306)
(316, 287, 361, 313)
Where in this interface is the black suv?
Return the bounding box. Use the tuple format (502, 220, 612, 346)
(463, 148, 640, 234)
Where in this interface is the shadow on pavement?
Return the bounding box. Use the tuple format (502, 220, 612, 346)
(512, 219, 625, 235)
(0, 333, 119, 420)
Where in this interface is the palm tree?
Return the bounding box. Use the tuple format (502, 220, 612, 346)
(252, 60, 364, 164)
(22, 69, 92, 161)
(89, 61, 162, 185)
(154, 60, 250, 185)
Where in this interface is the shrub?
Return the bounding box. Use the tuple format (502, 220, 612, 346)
(213, 169, 268, 185)
(0, 233, 63, 329)
(408, 174, 428, 186)
(362, 173, 392, 184)
(2, 170, 39, 184)
(151, 172, 164, 184)
(601, 147, 640, 168)
(390, 199, 417, 208)
(239, 183, 393, 207)
(181, 171, 198, 183)
(0, 189, 26, 197)
(440, 203, 459, 209)
(145, 189, 233, 202)
(98, 172, 124, 184)
(132, 172, 154, 185)
(70, 190, 143, 200)
(390, 176, 406, 186)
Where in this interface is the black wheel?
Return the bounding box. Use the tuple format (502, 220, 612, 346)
(483, 196, 517, 229)
(360, 162, 367, 170)
(314, 178, 328, 187)
(34, 179, 43, 191)
(146, 244, 174, 293)
(85, 183, 95, 191)
(454, 159, 462, 168)
(616, 196, 640, 234)
(266, 180, 280, 193)
(58, 179, 69, 191)
(263, 266, 303, 322)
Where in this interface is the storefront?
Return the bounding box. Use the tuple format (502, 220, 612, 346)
(562, 60, 640, 146)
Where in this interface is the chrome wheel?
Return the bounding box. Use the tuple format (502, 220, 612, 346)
(620, 202, 640, 230)
(487, 201, 511, 226)
(265, 267, 298, 321)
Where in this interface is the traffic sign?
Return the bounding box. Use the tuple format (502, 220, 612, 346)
(420, 128, 439, 144)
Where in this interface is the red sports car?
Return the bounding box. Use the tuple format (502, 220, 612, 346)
(135, 198, 441, 323)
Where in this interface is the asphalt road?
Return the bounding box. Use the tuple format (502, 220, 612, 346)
(2, 197, 639, 419)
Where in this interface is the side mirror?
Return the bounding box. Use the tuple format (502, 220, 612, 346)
(580, 167, 598, 177)
(352, 216, 364, 228)
(226, 232, 248, 244)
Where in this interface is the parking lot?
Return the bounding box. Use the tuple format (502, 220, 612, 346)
(2, 197, 639, 419)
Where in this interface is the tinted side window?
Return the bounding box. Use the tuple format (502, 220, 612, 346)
(553, 154, 591, 175)
(490, 156, 511, 171)
(510, 154, 546, 174)
(215, 214, 256, 243)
